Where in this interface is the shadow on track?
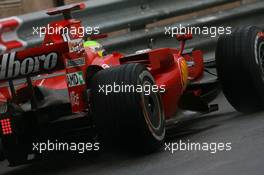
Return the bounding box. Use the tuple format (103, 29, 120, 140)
(1, 109, 245, 175)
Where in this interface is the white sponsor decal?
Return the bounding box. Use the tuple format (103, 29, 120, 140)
(70, 91, 80, 106)
(102, 64, 110, 69)
(0, 103, 7, 114)
(67, 71, 85, 87)
(68, 38, 84, 53)
(66, 57, 85, 68)
(0, 52, 58, 80)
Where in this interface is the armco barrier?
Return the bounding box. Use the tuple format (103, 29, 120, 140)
(0, 0, 239, 54)
(102, 0, 264, 58)
(1, 0, 264, 58)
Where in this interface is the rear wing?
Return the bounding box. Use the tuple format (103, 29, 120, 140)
(0, 3, 87, 82)
(0, 42, 69, 81)
(0, 3, 90, 113)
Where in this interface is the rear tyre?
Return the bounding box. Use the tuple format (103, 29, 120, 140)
(91, 63, 165, 152)
(0, 139, 4, 161)
(2, 136, 28, 166)
(215, 26, 264, 112)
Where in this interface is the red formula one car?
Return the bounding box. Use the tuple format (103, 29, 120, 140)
(0, 4, 263, 166)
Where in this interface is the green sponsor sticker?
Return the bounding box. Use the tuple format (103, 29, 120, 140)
(67, 71, 85, 87)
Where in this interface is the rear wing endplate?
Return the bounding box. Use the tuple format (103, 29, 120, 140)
(0, 42, 68, 81)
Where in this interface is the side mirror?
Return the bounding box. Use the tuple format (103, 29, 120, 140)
(89, 34, 108, 40)
(176, 33, 192, 56)
(176, 33, 193, 41)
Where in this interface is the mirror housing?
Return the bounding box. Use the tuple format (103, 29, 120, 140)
(176, 33, 193, 41)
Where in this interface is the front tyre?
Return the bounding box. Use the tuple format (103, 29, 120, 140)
(215, 26, 264, 112)
(91, 63, 165, 152)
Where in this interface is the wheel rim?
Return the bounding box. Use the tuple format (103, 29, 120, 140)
(142, 82, 161, 130)
(139, 70, 165, 141)
(259, 42, 264, 77)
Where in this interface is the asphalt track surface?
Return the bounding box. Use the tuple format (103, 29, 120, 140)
(0, 92, 264, 175)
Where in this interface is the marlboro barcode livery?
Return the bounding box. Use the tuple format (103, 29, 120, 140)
(0, 44, 67, 80)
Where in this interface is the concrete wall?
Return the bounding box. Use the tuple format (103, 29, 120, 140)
(0, 0, 24, 18)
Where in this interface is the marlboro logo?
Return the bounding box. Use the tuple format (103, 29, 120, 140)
(0, 52, 58, 80)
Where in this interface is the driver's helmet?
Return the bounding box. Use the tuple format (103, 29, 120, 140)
(83, 40, 106, 57)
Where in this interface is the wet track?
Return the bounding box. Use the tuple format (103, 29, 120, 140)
(0, 92, 264, 175)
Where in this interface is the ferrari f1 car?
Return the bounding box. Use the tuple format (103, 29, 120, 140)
(0, 4, 263, 166)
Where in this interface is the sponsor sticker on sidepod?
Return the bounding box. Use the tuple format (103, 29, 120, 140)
(66, 71, 85, 87)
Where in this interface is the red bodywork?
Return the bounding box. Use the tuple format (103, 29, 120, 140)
(0, 4, 204, 120)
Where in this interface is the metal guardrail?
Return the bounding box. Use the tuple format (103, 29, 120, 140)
(0, 0, 263, 58)
(0, 0, 239, 54)
(101, 0, 264, 59)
